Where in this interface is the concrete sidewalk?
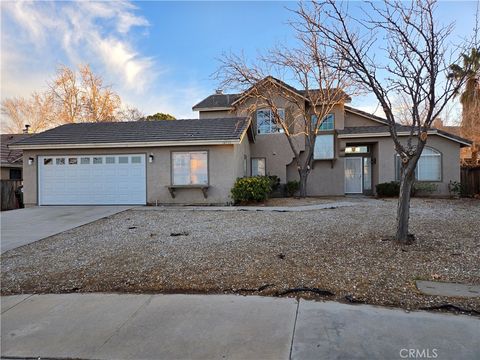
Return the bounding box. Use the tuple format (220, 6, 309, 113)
(133, 200, 374, 213)
(1, 294, 479, 360)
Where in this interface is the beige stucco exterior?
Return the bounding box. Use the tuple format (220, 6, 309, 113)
(18, 81, 466, 205)
(22, 144, 244, 206)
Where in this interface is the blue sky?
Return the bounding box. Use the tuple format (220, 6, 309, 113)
(1, 1, 478, 120)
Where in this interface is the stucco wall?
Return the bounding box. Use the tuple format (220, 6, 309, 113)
(340, 135, 461, 195)
(198, 110, 237, 119)
(344, 111, 385, 127)
(22, 145, 239, 206)
(233, 135, 251, 179)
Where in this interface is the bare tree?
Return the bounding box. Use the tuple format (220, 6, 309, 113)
(295, 0, 474, 243)
(216, 23, 353, 196)
(1, 92, 54, 133)
(2, 64, 132, 132)
(117, 105, 145, 121)
(50, 64, 122, 124)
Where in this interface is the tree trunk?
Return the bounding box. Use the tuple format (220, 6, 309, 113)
(298, 169, 309, 198)
(395, 168, 415, 244)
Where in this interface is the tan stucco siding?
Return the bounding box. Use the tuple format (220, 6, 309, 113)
(198, 110, 237, 119)
(339, 134, 460, 195)
(233, 135, 251, 179)
(249, 134, 297, 182)
(22, 145, 239, 206)
(344, 111, 385, 127)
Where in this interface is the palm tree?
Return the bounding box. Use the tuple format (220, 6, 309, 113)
(449, 47, 480, 163)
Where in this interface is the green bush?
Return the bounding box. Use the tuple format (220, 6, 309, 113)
(376, 181, 400, 197)
(231, 176, 272, 204)
(448, 180, 463, 197)
(286, 180, 300, 197)
(268, 175, 281, 192)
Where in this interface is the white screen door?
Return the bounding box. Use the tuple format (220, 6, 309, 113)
(345, 157, 363, 194)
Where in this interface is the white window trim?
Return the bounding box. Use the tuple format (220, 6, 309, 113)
(256, 108, 285, 134)
(171, 151, 209, 186)
(395, 147, 442, 182)
(251, 157, 266, 176)
(313, 134, 335, 160)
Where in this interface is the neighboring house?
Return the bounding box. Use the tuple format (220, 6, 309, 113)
(10, 77, 471, 206)
(1, 134, 31, 180)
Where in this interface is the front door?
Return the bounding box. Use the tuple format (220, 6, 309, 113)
(345, 157, 363, 194)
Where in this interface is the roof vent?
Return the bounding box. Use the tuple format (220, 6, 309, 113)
(215, 89, 223, 95)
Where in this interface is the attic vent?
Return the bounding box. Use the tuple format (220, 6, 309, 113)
(215, 89, 223, 95)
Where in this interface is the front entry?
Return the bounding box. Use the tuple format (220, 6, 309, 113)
(345, 157, 363, 194)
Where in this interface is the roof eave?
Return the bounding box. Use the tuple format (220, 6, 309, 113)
(9, 139, 243, 150)
(192, 106, 234, 112)
(338, 130, 472, 147)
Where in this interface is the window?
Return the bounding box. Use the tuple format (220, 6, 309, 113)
(256, 108, 285, 134)
(395, 147, 441, 181)
(251, 158, 266, 176)
(314, 134, 334, 159)
(93, 157, 103, 164)
(363, 158, 372, 190)
(243, 155, 248, 177)
(68, 158, 78, 165)
(118, 156, 129, 164)
(106, 157, 115, 164)
(9, 168, 22, 180)
(345, 146, 369, 154)
(44, 158, 53, 165)
(56, 158, 65, 165)
(131, 156, 142, 164)
(311, 114, 334, 131)
(172, 151, 208, 185)
(80, 157, 90, 165)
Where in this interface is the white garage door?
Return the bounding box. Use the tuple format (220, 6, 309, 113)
(38, 154, 146, 205)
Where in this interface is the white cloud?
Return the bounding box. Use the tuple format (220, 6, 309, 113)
(1, 0, 154, 98)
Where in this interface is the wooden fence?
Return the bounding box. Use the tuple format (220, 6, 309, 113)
(461, 167, 480, 196)
(1, 180, 22, 211)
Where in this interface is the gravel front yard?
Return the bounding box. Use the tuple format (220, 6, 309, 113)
(2, 198, 479, 312)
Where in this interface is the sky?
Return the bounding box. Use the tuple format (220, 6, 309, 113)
(1, 1, 478, 121)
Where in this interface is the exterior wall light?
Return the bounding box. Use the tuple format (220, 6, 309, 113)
(148, 154, 154, 163)
(28, 157, 34, 165)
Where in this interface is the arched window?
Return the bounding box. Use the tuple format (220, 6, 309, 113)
(395, 147, 441, 181)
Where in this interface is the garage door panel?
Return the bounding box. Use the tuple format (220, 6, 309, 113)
(39, 154, 146, 205)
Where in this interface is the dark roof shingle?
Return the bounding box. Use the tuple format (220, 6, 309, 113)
(1, 134, 31, 165)
(338, 125, 472, 145)
(10, 118, 249, 148)
(192, 94, 241, 110)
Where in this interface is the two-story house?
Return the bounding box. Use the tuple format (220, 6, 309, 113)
(10, 77, 471, 206)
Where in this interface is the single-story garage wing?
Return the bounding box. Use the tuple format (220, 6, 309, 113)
(9, 118, 253, 206)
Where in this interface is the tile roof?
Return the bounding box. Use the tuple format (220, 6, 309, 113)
(10, 118, 250, 148)
(193, 76, 351, 111)
(1, 134, 31, 165)
(192, 94, 242, 110)
(338, 125, 472, 146)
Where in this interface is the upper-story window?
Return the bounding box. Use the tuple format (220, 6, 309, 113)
(311, 113, 335, 131)
(257, 109, 285, 134)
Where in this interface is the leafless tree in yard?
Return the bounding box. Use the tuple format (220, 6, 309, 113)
(216, 23, 354, 197)
(1, 92, 54, 133)
(296, 0, 475, 243)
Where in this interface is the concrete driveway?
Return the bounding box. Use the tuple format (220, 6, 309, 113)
(0, 206, 131, 253)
